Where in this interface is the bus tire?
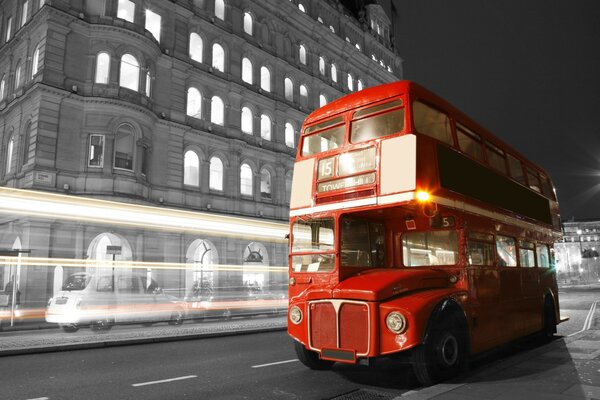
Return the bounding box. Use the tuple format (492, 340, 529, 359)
(543, 297, 557, 339)
(412, 318, 467, 386)
(294, 341, 334, 370)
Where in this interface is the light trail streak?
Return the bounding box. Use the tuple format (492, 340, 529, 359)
(0, 187, 288, 242)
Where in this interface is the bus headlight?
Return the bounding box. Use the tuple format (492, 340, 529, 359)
(386, 311, 407, 334)
(289, 306, 303, 325)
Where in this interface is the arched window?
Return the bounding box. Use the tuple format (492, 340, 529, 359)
(240, 163, 253, 196)
(317, 16, 323, 23)
(299, 44, 306, 65)
(347, 73, 353, 91)
(299, 84, 308, 108)
(331, 63, 337, 82)
(319, 94, 327, 107)
(95, 52, 110, 84)
(186, 87, 202, 119)
(209, 156, 223, 191)
(241, 106, 253, 134)
(189, 33, 203, 63)
(31, 46, 40, 78)
(6, 136, 14, 174)
(117, 0, 135, 22)
(318, 56, 325, 75)
(184, 150, 200, 187)
(212, 43, 225, 72)
(215, 0, 225, 20)
(243, 12, 252, 35)
(0, 75, 6, 100)
(260, 66, 270, 92)
(298, 3, 305, 13)
(211, 96, 224, 125)
(114, 124, 134, 170)
(329, 25, 335, 33)
(260, 114, 271, 141)
(358, 79, 364, 91)
(260, 168, 271, 198)
(119, 54, 139, 91)
(15, 64, 22, 89)
(284, 77, 293, 101)
(242, 57, 253, 84)
(285, 122, 294, 148)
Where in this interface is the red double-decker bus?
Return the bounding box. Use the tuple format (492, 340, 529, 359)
(287, 81, 565, 385)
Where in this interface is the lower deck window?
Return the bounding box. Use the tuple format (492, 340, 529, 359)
(402, 231, 458, 267)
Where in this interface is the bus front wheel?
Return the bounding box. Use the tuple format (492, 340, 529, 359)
(412, 320, 467, 386)
(294, 341, 334, 370)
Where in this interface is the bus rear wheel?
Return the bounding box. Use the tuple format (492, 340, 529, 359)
(412, 320, 467, 386)
(543, 298, 557, 339)
(294, 341, 334, 370)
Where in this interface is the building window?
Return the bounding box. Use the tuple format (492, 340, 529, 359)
(209, 156, 223, 191)
(260, 114, 271, 141)
(299, 44, 307, 65)
(95, 52, 110, 84)
(298, 3, 306, 13)
(119, 54, 139, 91)
(358, 79, 364, 91)
(85, 0, 106, 15)
(114, 124, 134, 170)
(21, 124, 31, 170)
(184, 150, 200, 187)
(6, 136, 14, 174)
(15, 64, 22, 89)
(331, 63, 337, 82)
(242, 57, 253, 84)
(40, 0, 47, 9)
(88, 134, 105, 167)
(215, 0, 225, 20)
(318, 56, 325, 75)
(347, 73, 353, 91)
(241, 106, 253, 134)
(317, 16, 323, 23)
(145, 9, 161, 43)
(260, 66, 270, 92)
(6, 17, 13, 42)
(284, 78, 293, 101)
(260, 169, 271, 198)
(319, 94, 327, 107)
(189, 33, 203, 63)
(285, 122, 294, 148)
(21, 1, 29, 27)
(211, 96, 224, 125)
(144, 70, 152, 97)
(212, 43, 225, 72)
(117, 0, 135, 23)
(329, 25, 335, 33)
(243, 12, 252, 35)
(240, 163, 253, 196)
(0, 76, 5, 100)
(186, 87, 202, 119)
(299, 84, 308, 108)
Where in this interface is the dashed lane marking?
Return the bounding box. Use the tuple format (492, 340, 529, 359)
(251, 359, 299, 368)
(132, 375, 197, 387)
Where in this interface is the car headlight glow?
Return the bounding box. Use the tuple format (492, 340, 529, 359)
(289, 306, 303, 325)
(386, 311, 407, 334)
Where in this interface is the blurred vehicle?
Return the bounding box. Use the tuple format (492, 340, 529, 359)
(185, 284, 287, 320)
(46, 273, 185, 332)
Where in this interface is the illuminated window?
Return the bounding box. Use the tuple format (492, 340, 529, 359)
(496, 236, 517, 267)
(40, 0, 47, 8)
(215, 0, 225, 20)
(285, 122, 294, 148)
(21, 124, 31, 170)
(145, 9, 161, 43)
(15, 64, 22, 89)
(114, 124, 134, 170)
(211, 96, 224, 125)
(318, 56, 325, 75)
(186, 87, 202, 119)
(317, 16, 323, 23)
(189, 33, 203, 62)
(119, 54, 139, 91)
(347, 73, 353, 91)
(260, 66, 270, 92)
(0, 76, 5, 100)
(299, 84, 308, 108)
(31, 46, 41, 78)
(357, 79, 363, 91)
(145, 70, 151, 97)
(209, 156, 224, 191)
(299, 44, 306, 65)
(331, 63, 337, 82)
(284, 77, 293, 101)
(240, 163, 253, 196)
(212, 43, 225, 72)
(243, 12, 252, 35)
(117, 0, 135, 23)
(184, 150, 200, 187)
(260, 114, 271, 141)
(319, 94, 327, 107)
(329, 25, 335, 33)
(6, 136, 14, 174)
(21, 1, 29, 27)
(6, 17, 13, 42)
(298, 3, 305, 12)
(242, 57, 253, 84)
(88, 134, 105, 167)
(241, 106, 253, 134)
(95, 52, 110, 84)
(260, 169, 271, 198)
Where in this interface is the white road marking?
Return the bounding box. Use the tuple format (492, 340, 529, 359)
(26, 398, 49, 400)
(568, 301, 597, 337)
(132, 375, 197, 387)
(251, 359, 299, 368)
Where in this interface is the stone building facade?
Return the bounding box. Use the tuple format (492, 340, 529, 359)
(555, 219, 600, 284)
(0, 0, 401, 306)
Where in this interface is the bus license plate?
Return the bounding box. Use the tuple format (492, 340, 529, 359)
(320, 348, 356, 363)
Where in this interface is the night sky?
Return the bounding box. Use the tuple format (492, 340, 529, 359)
(393, 1, 600, 220)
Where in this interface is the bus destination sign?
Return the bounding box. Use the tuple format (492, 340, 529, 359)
(317, 172, 375, 193)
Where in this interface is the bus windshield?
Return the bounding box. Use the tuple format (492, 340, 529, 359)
(291, 217, 335, 273)
(340, 217, 385, 267)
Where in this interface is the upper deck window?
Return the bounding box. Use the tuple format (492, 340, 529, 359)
(526, 167, 541, 193)
(302, 117, 344, 156)
(539, 174, 556, 200)
(456, 122, 483, 161)
(413, 101, 453, 145)
(350, 99, 404, 143)
(485, 141, 507, 174)
(402, 231, 458, 267)
(507, 154, 526, 185)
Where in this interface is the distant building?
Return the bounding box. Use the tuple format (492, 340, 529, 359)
(0, 0, 402, 306)
(555, 219, 600, 283)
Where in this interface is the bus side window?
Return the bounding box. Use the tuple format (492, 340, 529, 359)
(467, 232, 495, 266)
(508, 154, 526, 185)
(456, 122, 484, 162)
(413, 101, 453, 146)
(536, 244, 550, 268)
(97, 276, 113, 292)
(496, 235, 517, 267)
(526, 167, 542, 193)
(485, 141, 507, 175)
(518, 241, 536, 267)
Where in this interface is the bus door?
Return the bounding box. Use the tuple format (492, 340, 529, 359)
(495, 235, 523, 340)
(519, 241, 541, 333)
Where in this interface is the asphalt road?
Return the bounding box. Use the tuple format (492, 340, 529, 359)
(556, 285, 599, 336)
